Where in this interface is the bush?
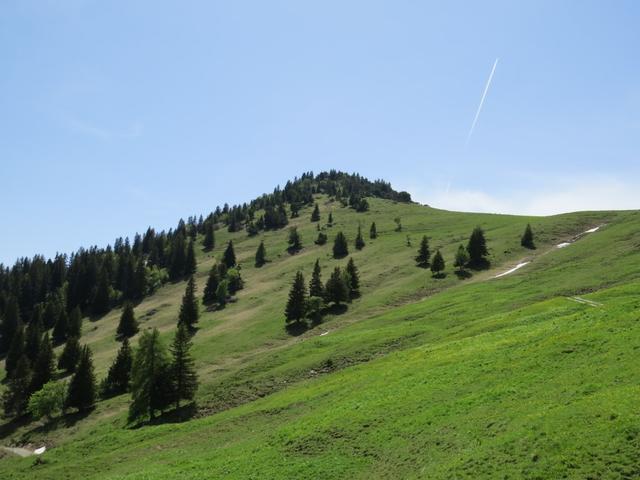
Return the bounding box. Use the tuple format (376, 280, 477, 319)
(28, 381, 66, 420)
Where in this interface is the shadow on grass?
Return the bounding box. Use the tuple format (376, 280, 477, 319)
(431, 272, 446, 279)
(324, 303, 348, 316)
(0, 413, 31, 438)
(130, 403, 198, 429)
(454, 269, 473, 280)
(467, 259, 491, 271)
(285, 322, 309, 337)
(30, 408, 95, 436)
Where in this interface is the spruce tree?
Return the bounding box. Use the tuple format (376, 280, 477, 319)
(467, 226, 489, 268)
(431, 250, 445, 277)
(315, 232, 328, 245)
(5, 325, 25, 379)
(203, 221, 215, 251)
(454, 245, 469, 272)
(309, 259, 324, 298)
(521, 223, 535, 249)
(369, 222, 377, 239)
(216, 280, 229, 307)
(65, 345, 97, 412)
(24, 318, 43, 364)
(52, 309, 69, 344)
(327, 212, 333, 226)
(92, 269, 111, 315)
(178, 276, 199, 329)
(170, 323, 198, 409)
(311, 203, 320, 222)
(68, 306, 83, 338)
(255, 241, 266, 267)
(30, 333, 55, 394)
(58, 336, 81, 374)
(287, 227, 302, 253)
(0, 296, 20, 354)
(285, 271, 307, 325)
(132, 257, 147, 299)
(2, 355, 32, 417)
(117, 302, 139, 340)
(223, 241, 236, 268)
(185, 239, 197, 275)
(43, 298, 59, 330)
(169, 231, 187, 281)
(203, 266, 220, 304)
(100, 338, 132, 398)
(129, 329, 173, 422)
(355, 226, 365, 250)
(325, 267, 349, 305)
(416, 235, 431, 267)
(345, 258, 361, 298)
(332, 231, 349, 258)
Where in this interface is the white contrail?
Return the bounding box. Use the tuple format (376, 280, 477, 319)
(466, 58, 499, 145)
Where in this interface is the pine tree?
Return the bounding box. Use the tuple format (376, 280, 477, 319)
(369, 222, 377, 239)
(58, 336, 81, 374)
(5, 324, 25, 379)
(416, 235, 431, 267)
(333, 231, 349, 258)
(216, 280, 229, 307)
(92, 268, 111, 315)
(355, 225, 365, 250)
(30, 333, 55, 394)
(226, 268, 243, 294)
(65, 345, 97, 412)
(345, 258, 361, 298)
(325, 267, 349, 305)
(2, 355, 32, 417)
(467, 226, 489, 268)
(170, 323, 198, 409)
(315, 232, 328, 245)
(309, 260, 324, 298)
(521, 223, 535, 249)
(0, 296, 20, 354)
(311, 203, 320, 222)
(255, 241, 266, 267)
(431, 250, 445, 277)
(285, 272, 307, 325)
(68, 306, 83, 338)
(454, 245, 469, 272)
(129, 329, 173, 422)
(327, 212, 333, 226)
(132, 256, 148, 299)
(203, 221, 215, 251)
(43, 298, 59, 330)
(24, 318, 43, 364)
(185, 239, 197, 275)
(52, 309, 69, 344)
(178, 276, 199, 329)
(169, 231, 187, 281)
(203, 266, 220, 304)
(100, 338, 132, 398)
(287, 227, 302, 253)
(223, 241, 236, 268)
(117, 302, 139, 340)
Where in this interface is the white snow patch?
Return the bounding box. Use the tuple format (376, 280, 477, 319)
(319, 331, 330, 337)
(556, 242, 571, 249)
(567, 296, 603, 307)
(34, 446, 46, 455)
(556, 225, 603, 248)
(584, 226, 601, 233)
(494, 262, 530, 278)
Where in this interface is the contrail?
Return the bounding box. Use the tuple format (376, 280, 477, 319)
(466, 58, 499, 145)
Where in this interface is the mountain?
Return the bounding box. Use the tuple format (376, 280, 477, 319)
(1, 173, 639, 479)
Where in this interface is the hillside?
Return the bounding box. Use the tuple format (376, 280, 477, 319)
(1, 178, 639, 479)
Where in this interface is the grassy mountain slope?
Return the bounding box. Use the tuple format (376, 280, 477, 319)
(1, 195, 639, 479)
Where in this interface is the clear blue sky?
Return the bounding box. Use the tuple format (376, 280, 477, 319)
(2, 1, 639, 264)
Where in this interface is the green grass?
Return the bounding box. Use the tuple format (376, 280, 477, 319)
(2, 197, 639, 479)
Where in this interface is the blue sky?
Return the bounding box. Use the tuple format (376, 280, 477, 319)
(1, 1, 639, 264)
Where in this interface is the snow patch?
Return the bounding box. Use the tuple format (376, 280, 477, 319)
(34, 446, 46, 455)
(494, 262, 530, 278)
(556, 242, 571, 249)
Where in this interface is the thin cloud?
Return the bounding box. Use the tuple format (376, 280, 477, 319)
(466, 58, 499, 145)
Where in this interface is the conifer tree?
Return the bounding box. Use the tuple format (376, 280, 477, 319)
(431, 250, 445, 277)
(315, 232, 327, 245)
(30, 333, 55, 394)
(325, 267, 349, 305)
(169, 232, 187, 281)
(100, 338, 132, 398)
(129, 329, 173, 422)
(178, 276, 199, 329)
(328, 212, 333, 226)
(355, 225, 365, 250)
(92, 269, 111, 315)
(216, 280, 229, 307)
(311, 203, 321, 222)
(416, 235, 431, 267)
(203, 221, 215, 251)
(65, 345, 97, 412)
(223, 241, 236, 268)
(5, 325, 25, 379)
(68, 306, 83, 338)
(309, 259, 324, 298)
(52, 309, 69, 344)
(117, 302, 139, 340)
(170, 323, 198, 409)
(24, 318, 43, 364)
(521, 223, 535, 249)
(287, 227, 302, 253)
(2, 355, 32, 417)
(226, 268, 243, 294)
(58, 336, 81, 374)
(369, 222, 377, 239)
(285, 271, 307, 325)
(255, 240, 266, 267)
(203, 266, 220, 304)
(467, 226, 489, 268)
(333, 231, 349, 258)
(454, 245, 469, 272)
(43, 298, 59, 330)
(0, 296, 20, 354)
(132, 256, 148, 299)
(185, 239, 197, 275)
(345, 258, 361, 298)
